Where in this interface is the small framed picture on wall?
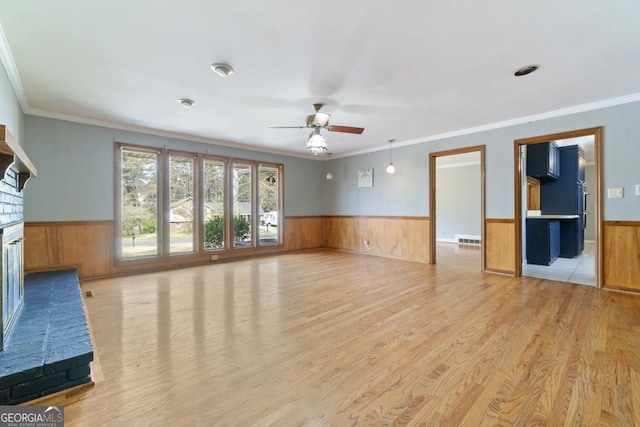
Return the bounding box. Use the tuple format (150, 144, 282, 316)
(358, 168, 374, 187)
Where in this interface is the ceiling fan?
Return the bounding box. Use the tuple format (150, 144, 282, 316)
(269, 103, 364, 155)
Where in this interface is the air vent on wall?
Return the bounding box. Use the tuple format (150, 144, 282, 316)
(455, 234, 481, 245)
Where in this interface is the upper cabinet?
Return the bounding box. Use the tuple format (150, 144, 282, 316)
(527, 141, 560, 181)
(558, 145, 585, 184)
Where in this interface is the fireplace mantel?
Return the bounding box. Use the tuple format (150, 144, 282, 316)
(0, 125, 37, 191)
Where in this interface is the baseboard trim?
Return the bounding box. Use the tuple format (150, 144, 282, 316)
(484, 268, 516, 276)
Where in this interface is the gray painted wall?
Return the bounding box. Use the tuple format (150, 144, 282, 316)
(23, 115, 325, 221)
(0, 61, 23, 146)
(435, 164, 481, 241)
(4, 58, 640, 224)
(324, 101, 640, 221)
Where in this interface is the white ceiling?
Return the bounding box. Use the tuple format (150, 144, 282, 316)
(435, 152, 480, 169)
(554, 135, 595, 163)
(1, 1, 639, 159)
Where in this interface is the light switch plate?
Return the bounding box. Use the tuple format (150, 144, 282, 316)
(607, 187, 624, 198)
(636, 184, 640, 196)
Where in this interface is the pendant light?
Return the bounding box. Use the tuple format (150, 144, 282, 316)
(386, 139, 396, 174)
(325, 153, 333, 179)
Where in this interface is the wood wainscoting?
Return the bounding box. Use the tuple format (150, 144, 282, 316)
(25, 216, 429, 281)
(485, 218, 516, 275)
(603, 221, 640, 292)
(24, 221, 114, 280)
(24, 217, 327, 281)
(28, 217, 639, 292)
(324, 216, 430, 263)
(284, 216, 325, 251)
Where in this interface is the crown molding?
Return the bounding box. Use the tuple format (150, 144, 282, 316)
(23, 92, 640, 162)
(3, 20, 640, 162)
(0, 23, 28, 112)
(334, 92, 640, 159)
(25, 107, 316, 160)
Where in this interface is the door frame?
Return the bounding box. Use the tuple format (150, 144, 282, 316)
(429, 145, 486, 269)
(513, 127, 602, 288)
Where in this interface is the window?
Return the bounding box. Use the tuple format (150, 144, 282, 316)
(169, 154, 195, 254)
(116, 143, 283, 261)
(232, 162, 253, 248)
(203, 158, 226, 250)
(259, 164, 281, 245)
(119, 148, 159, 258)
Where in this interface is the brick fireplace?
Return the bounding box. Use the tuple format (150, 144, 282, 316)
(0, 125, 94, 404)
(0, 125, 34, 350)
(1, 222, 23, 350)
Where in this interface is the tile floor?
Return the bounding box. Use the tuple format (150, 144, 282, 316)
(522, 242, 595, 286)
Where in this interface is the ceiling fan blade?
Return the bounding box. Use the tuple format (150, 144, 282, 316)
(268, 126, 305, 129)
(328, 125, 365, 134)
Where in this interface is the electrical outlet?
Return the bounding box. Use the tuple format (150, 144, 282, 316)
(210, 254, 218, 261)
(364, 240, 370, 247)
(607, 188, 624, 198)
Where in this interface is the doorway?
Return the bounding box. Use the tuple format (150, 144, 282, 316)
(514, 128, 602, 288)
(429, 146, 485, 270)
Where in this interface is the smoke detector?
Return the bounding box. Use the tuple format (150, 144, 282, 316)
(211, 63, 234, 77)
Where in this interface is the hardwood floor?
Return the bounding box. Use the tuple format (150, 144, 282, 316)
(31, 250, 640, 426)
(435, 242, 482, 272)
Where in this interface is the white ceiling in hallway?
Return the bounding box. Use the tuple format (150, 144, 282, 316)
(554, 135, 595, 163)
(0, 1, 639, 158)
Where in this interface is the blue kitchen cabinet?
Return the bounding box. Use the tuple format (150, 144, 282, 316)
(540, 145, 585, 258)
(559, 217, 583, 258)
(526, 219, 560, 265)
(527, 142, 560, 181)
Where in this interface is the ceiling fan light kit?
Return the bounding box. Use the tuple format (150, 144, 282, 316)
(306, 128, 328, 155)
(269, 103, 365, 153)
(211, 62, 234, 77)
(308, 112, 331, 127)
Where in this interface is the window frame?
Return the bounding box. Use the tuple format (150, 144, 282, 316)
(115, 143, 163, 262)
(230, 158, 255, 250)
(257, 162, 284, 247)
(166, 149, 199, 256)
(201, 154, 228, 252)
(114, 143, 284, 265)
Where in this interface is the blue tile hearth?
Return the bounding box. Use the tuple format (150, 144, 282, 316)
(0, 269, 93, 404)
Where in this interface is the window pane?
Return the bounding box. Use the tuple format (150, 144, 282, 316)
(203, 159, 225, 250)
(232, 163, 252, 248)
(121, 149, 158, 257)
(169, 155, 194, 253)
(259, 165, 279, 245)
